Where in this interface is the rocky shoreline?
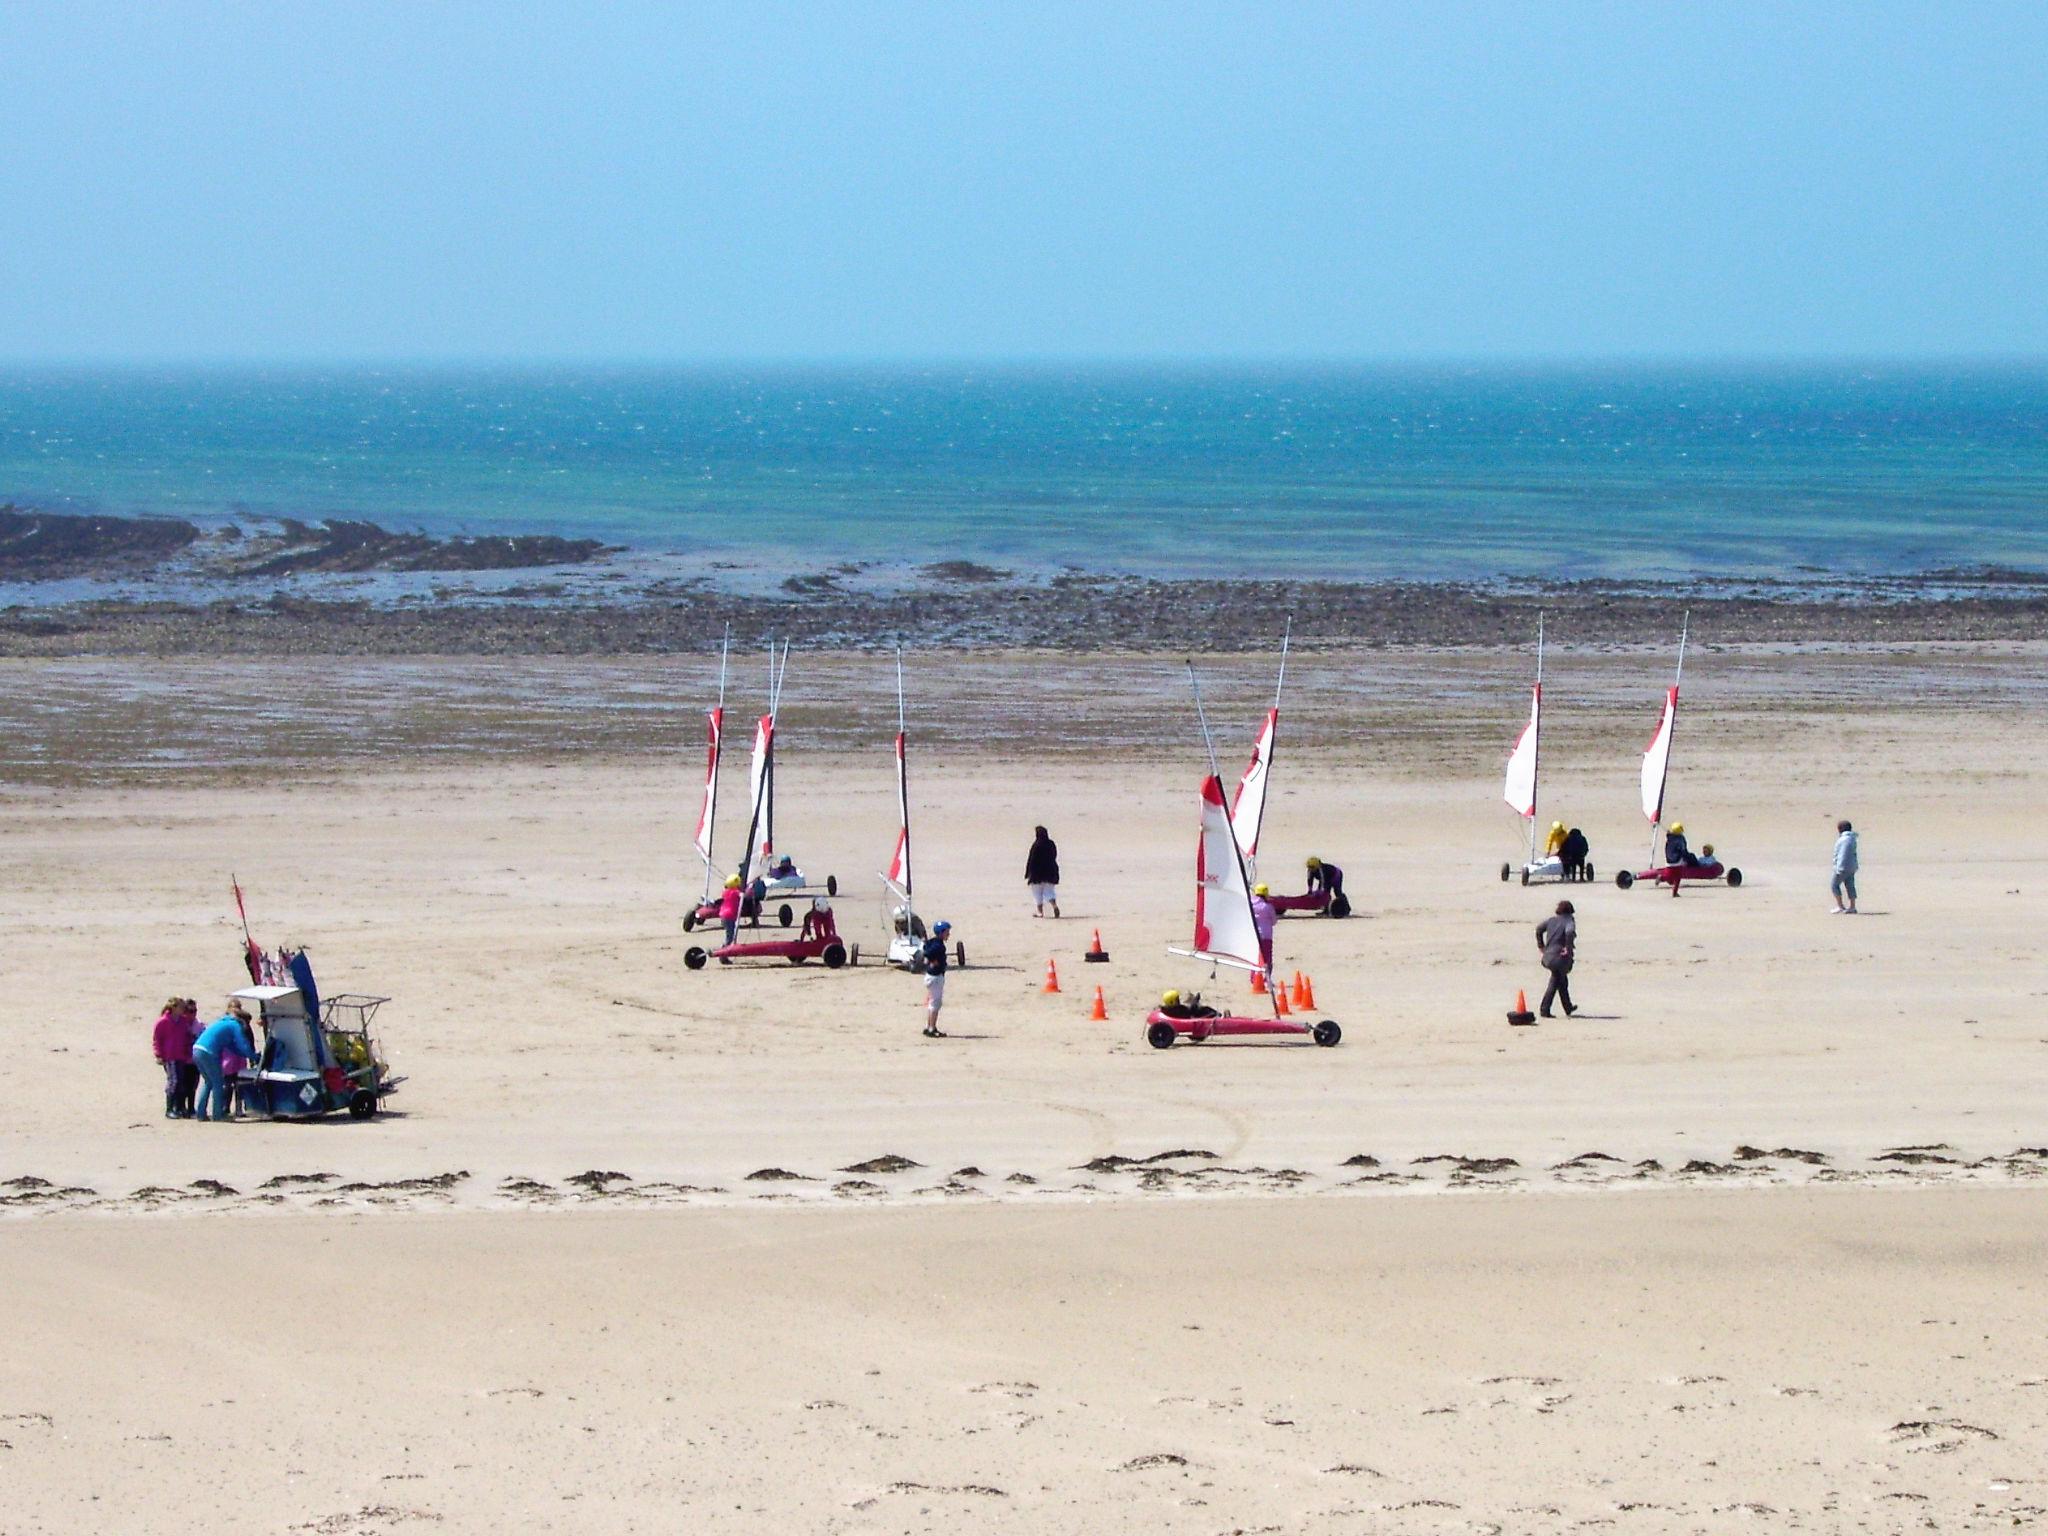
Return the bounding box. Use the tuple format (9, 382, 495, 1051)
(4, 573, 2047, 656)
(0, 504, 607, 581)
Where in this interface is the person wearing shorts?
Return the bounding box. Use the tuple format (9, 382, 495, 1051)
(921, 920, 952, 1037)
(1025, 826, 1060, 917)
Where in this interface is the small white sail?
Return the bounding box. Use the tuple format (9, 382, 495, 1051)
(693, 704, 723, 870)
(745, 712, 775, 874)
(1503, 682, 1539, 819)
(885, 727, 910, 898)
(1231, 707, 1277, 877)
(1641, 685, 1677, 825)
(1192, 773, 1266, 973)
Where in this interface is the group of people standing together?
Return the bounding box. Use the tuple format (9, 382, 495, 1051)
(150, 998, 257, 1121)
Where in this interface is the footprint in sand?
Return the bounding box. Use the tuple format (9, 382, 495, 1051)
(1888, 1418, 1999, 1453)
(885, 1481, 1007, 1498)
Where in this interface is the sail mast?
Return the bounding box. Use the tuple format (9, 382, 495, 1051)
(1528, 612, 1544, 868)
(893, 643, 912, 907)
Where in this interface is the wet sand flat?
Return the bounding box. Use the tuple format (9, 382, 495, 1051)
(5, 1188, 2045, 1534)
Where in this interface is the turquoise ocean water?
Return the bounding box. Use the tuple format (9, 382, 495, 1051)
(1, 365, 2044, 582)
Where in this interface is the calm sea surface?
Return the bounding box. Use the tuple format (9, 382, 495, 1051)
(1, 365, 2044, 581)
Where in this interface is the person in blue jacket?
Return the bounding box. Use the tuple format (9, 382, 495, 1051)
(191, 1003, 256, 1123)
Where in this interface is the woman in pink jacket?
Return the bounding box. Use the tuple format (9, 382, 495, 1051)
(151, 998, 193, 1119)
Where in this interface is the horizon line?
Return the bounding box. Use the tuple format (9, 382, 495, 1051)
(4, 350, 2048, 373)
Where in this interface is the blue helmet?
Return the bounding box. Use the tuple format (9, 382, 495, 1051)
(933, 920, 952, 934)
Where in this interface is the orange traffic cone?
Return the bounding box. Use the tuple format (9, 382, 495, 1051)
(1273, 983, 1292, 1017)
(1043, 957, 1062, 994)
(1290, 970, 1307, 1009)
(1089, 984, 1108, 1021)
(1301, 974, 1317, 1010)
(1084, 927, 1110, 963)
(1250, 968, 1267, 995)
(1508, 987, 1536, 1026)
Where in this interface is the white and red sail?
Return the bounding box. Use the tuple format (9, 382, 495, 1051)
(1230, 706, 1277, 876)
(1641, 684, 1677, 825)
(1189, 773, 1265, 974)
(1503, 681, 1540, 821)
(693, 705, 723, 870)
(884, 727, 910, 897)
(744, 712, 775, 875)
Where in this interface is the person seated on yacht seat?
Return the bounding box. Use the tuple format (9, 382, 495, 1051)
(799, 897, 833, 941)
(1663, 822, 1700, 867)
(1156, 989, 1214, 1020)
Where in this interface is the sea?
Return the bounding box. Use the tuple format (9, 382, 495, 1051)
(2, 363, 2046, 587)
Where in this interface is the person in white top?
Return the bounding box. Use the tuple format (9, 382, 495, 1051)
(1830, 820, 1860, 914)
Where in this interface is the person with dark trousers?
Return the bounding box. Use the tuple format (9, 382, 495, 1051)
(1025, 826, 1061, 917)
(1558, 827, 1591, 882)
(1535, 899, 1578, 1018)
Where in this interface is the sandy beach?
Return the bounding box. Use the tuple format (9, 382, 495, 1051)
(4, 640, 2046, 1531)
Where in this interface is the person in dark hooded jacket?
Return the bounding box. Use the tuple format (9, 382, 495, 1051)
(1025, 826, 1061, 917)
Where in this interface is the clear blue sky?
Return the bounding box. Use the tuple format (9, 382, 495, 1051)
(1, 2, 2042, 362)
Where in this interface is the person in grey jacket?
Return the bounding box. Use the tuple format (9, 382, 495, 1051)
(1830, 820, 1860, 914)
(1535, 899, 1577, 1018)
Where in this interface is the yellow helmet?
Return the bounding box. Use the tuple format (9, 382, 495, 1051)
(724, 874, 742, 889)
(1670, 822, 1685, 835)
(1160, 989, 1180, 1007)
(1305, 856, 1322, 870)
(1253, 882, 1271, 897)
(1551, 820, 1565, 832)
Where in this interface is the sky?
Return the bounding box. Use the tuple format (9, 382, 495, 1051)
(1, 2, 2043, 363)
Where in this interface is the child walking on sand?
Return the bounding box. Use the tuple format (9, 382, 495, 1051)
(1831, 820, 1860, 913)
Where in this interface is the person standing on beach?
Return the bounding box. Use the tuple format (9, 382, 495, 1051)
(1250, 883, 1278, 983)
(151, 997, 189, 1119)
(1025, 826, 1061, 917)
(921, 920, 953, 1037)
(1830, 820, 1860, 913)
(1535, 900, 1577, 1018)
(716, 874, 744, 960)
